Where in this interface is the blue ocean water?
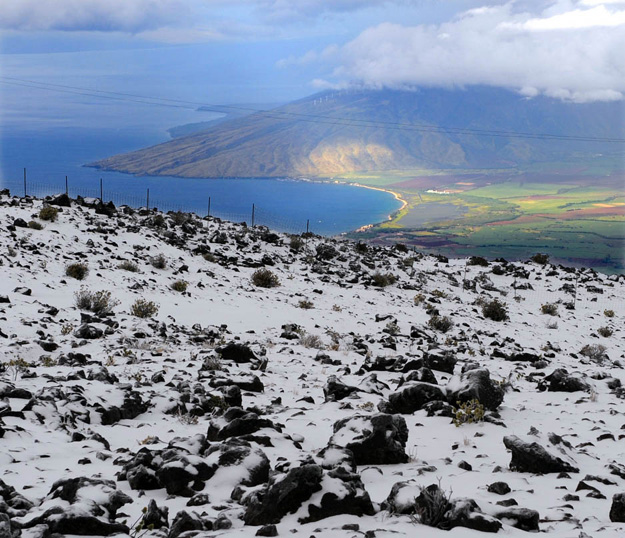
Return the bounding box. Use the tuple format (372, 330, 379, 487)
(0, 125, 401, 236)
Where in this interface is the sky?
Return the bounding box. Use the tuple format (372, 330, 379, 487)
(0, 0, 624, 129)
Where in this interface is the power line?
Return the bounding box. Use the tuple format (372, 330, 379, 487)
(1, 75, 624, 143)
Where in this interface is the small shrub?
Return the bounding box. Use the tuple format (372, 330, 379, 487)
(355, 242, 368, 254)
(298, 299, 314, 309)
(332, 304, 342, 312)
(203, 252, 216, 263)
(604, 309, 615, 318)
(65, 262, 89, 280)
(371, 272, 396, 287)
(299, 333, 324, 349)
(61, 323, 73, 335)
(40, 356, 57, 367)
(531, 253, 550, 265)
(202, 357, 223, 371)
(118, 260, 139, 272)
(394, 242, 408, 253)
(171, 280, 188, 293)
(7, 246, 17, 257)
(413, 293, 426, 306)
(39, 206, 59, 222)
(467, 256, 489, 267)
(170, 210, 190, 226)
(384, 320, 400, 335)
(597, 326, 613, 337)
(580, 343, 607, 363)
(131, 298, 159, 319)
(452, 399, 485, 426)
(431, 289, 447, 298)
(152, 214, 165, 228)
(540, 303, 559, 316)
(412, 483, 452, 528)
(289, 235, 304, 252)
(74, 288, 120, 316)
(481, 299, 508, 321)
(251, 268, 280, 288)
(491, 265, 504, 275)
(428, 315, 454, 333)
(28, 220, 43, 230)
(150, 254, 167, 269)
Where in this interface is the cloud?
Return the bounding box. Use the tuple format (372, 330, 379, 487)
(311, 1, 625, 102)
(0, 0, 195, 32)
(253, 0, 394, 22)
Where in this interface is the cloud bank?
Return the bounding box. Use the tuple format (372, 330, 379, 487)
(316, 1, 625, 102)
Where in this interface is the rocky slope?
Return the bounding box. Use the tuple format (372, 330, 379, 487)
(0, 190, 624, 538)
(90, 87, 625, 178)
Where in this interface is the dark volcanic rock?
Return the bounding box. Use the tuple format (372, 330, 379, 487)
(74, 324, 104, 340)
(217, 342, 258, 363)
(244, 464, 324, 525)
(215, 412, 280, 440)
(143, 499, 169, 529)
(168, 510, 205, 538)
(494, 507, 540, 531)
(99, 391, 149, 425)
(330, 413, 409, 465)
(385, 382, 446, 414)
(446, 368, 504, 411)
(48, 193, 71, 207)
(323, 375, 359, 402)
(538, 368, 590, 392)
(610, 493, 625, 522)
(503, 435, 579, 473)
(446, 498, 502, 533)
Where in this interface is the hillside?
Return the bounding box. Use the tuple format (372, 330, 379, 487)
(91, 87, 625, 178)
(1, 191, 625, 537)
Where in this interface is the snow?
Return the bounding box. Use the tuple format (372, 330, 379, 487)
(0, 193, 624, 537)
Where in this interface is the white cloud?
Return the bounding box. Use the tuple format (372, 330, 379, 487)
(0, 0, 199, 32)
(312, 1, 625, 101)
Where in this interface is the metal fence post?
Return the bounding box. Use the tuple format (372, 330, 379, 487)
(100, 178, 103, 202)
(65, 176, 68, 195)
(207, 197, 211, 218)
(251, 203, 255, 227)
(23, 168, 26, 197)
(146, 188, 150, 209)
(306, 219, 309, 234)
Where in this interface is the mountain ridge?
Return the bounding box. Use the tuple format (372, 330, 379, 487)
(91, 87, 625, 179)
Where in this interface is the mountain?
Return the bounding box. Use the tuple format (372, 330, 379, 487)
(91, 87, 625, 178)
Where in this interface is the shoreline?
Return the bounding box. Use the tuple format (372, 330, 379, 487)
(86, 165, 408, 235)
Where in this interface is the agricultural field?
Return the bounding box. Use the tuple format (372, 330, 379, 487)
(343, 169, 625, 273)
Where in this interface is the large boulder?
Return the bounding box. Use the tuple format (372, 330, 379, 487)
(384, 382, 446, 414)
(243, 464, 374, 526)
(494, 507, 540, 531)
(329, 413, 408, 465)
(503, 435, 579, 473)
(537, 369, 590, 392)
(217, 342, 258, 363)
(18, 477, 131, 536)
(446, 368, 504, 411)
(323, 375, 359, 402)
(610, 493, 625, 522)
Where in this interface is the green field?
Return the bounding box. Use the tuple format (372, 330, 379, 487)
(341, 168, 625, 273)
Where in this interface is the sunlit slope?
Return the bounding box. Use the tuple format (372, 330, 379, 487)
(92, 87, 625, 178)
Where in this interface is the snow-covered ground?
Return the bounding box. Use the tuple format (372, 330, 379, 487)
(0, 193, 624, 538)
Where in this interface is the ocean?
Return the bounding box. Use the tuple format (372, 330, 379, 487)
(0, 110, 402, 236)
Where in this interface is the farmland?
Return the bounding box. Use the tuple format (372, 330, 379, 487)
(343, 168, 625, 273)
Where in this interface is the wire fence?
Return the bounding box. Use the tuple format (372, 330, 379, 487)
(5, 175, 316, 236)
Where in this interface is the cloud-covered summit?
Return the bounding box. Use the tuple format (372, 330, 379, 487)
(309, 1, 625, 102)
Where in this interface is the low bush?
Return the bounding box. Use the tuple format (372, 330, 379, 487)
(371, 272, 396, 287)
(604, 309, 615, 318)
(150, 254, 167, 269)
(299, 333, 323, 349)
(298, 299, 314, 309)
(251, 268, 280, 288)
(481, 298, 508, 321)
(531, 253, 550, 265)
(467, 256, 489, 267)
(171, 280, 188, 292)
(131, 298, 159, 319)
(354, 242, 368, 254)
(39, 206, 58, 222)
(452, 399, 485, 427)
(118, 260, 139, 272)
(428, 315, 454, 333)
(74, 288, 120, 316)
(540, 303, 559, 316)
(597, 326, 613, 337)
(289, 235, 304, 252)
(65, 262, 89, 280)
(580, 343, 607, 363)
(28, 220, 43, 230)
